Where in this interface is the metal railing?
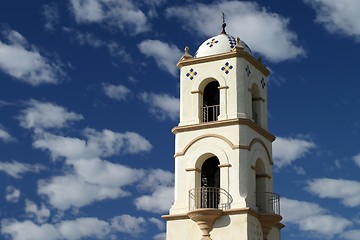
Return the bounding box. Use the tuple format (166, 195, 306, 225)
(189, 187, 233, 211)
(256, 192, 280, 215)
(202, 104, 220, 122)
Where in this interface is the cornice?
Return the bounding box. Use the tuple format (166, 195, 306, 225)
(177, 51, 270, 76)
(172, 118, 275, 142)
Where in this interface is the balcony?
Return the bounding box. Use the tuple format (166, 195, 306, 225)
(256, 192, 280, 215)
(256, 192, 282, 240)
(188, 187, 232, 240)
(202, 104, 220, 122)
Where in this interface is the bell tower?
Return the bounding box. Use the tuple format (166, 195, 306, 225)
(162, 22, 284, 240)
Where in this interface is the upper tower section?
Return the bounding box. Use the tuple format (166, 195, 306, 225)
(177, 23, 270, 130)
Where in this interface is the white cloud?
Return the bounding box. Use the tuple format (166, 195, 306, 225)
(154, 232, 166, 240)
(69, 0, 150, 35)
(137, 169, 174, 191)
(58, 218, 110, 240)
(166, 1, 305, 62)
(307, 178, 360, 207)
(1, 220, 61, 240)
(63, 28, 131, 61)
(33, 133, 92, 160)
(18, 100, 83, 130)
(67, 158, 145, 188)
(38, 174, 128, 210)
(305, 0, 360, 41)
(103, 83, 132, 101)
(281, 198, 352, 236)
(273, 136, 316, 168)
(42, 3, 60, 31)
(135, 186, 174, 214)
(33, 128, 152, 160)
(341, 230, 360, 240)
(0, 160, 45, 178)
(1, 218, 112, 240)
(25, 200, 51, 224)
(5, 186, 20, 203)
(138, 40, 182, 76)
(139, 92, 179, 121)
(0, 126, 15, 142)
(0, 28, 65, 85)
(353, 153, 360, 167)
(111, 215, 146, 236)
(135, 169, 174, 213)
(149, 218, 165, 231)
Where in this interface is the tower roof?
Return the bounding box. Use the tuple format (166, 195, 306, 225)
(194, 34, 252, 58)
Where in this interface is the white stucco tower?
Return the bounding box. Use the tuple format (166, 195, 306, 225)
(162, 23, 284, 240)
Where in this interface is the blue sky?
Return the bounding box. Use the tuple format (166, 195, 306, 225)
(0, 0, 360, 239)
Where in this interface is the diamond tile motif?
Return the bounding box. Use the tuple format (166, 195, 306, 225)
(245, 65, 251, 77)
(206, 38, 218, 48)
(228, 36, 236, 49)
(260, 78, 266, 88)
(186, 68, 197, 80)
(221, 62, 233, 74)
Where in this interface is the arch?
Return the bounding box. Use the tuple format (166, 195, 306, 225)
(177, 134, 236, 158)
(191, 72, 226, 93)
(251, 83, 261, 125)
(203, 81, 220, 122)
(200, 156, 221, 208)
(249, 138, 272, 165)
(254, 158, 267, 211)
(201, 157, 220, 188)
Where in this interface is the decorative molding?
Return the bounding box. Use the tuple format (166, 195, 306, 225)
(190, 90, 203, 94)
(162, 213, 189, 221)
(256, 174, 272, 179)
(218, 86, 229, 90)
(249, 138, 273, 165)
(174, 134, 238, 157)
(177, 51, 270, 77)
(185, 168, 201, 173)
(172, 118, 275, 141)
(252, 97, 265, 102)
(218, 163, 232, 168)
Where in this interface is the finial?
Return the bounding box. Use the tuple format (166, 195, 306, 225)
(221, 12, 227, 34)
(232, 36, 244, 52)
(179, 46, 193, 60)
(236, 37, 240, 46)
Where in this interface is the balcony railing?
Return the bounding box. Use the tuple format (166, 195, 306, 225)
(256, 192, 280, 215)
(202, 104, 220, 122)
(189, 187, 233, 211)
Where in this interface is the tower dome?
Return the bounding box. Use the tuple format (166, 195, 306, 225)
(194, 33, 252, 58)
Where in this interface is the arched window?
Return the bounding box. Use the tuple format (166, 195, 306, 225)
(201, 157, 220, 208)
(255, 159, 267, 211)
(203, 81, 220, 122)
(251, 84, 261, 126)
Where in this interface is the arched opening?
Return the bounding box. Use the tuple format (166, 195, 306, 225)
(251, 84, 261, 126)
(255, 159, 267, 212)
(203, 81, 220, 122)
(201, 157, 220, 208)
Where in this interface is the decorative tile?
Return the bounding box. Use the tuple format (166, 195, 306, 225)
(186, 68, 197, 80)
(221, 62, 233, 74)
(260, 78, 266, 88)
(245, 65, 251, 77)
(228, 36, 236, 49)
(206, 38, 218, 48)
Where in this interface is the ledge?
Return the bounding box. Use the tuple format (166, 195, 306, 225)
(173, 118, 275, 142)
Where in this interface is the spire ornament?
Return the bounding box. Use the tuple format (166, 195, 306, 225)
(221, 12, 226, 34)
